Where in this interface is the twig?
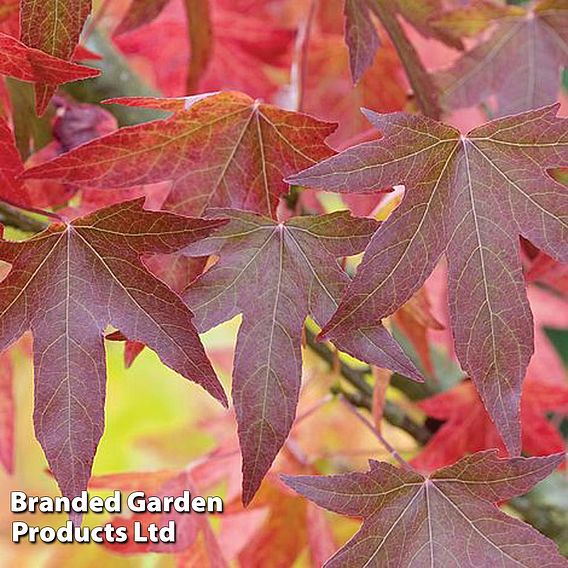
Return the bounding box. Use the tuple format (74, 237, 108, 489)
(0, 202, 49, 233)
(295, 393, 334, 425)
(305, 327, 433, 444)
(340, 395, 416, 471)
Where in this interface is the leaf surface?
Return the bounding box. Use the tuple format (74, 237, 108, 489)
(0, 198, 226, 511)
(183, 209, 422, 504)
(413, 377, 568, 472)
(435, 0, 568, 116)
(289, 105, 568, 454)
(343, 0, 462, 82)
(20, 0, 92, 114)
(344, 0, 381, 84)
(0, 117, 31, 208)
(0, 32, 99, 91)
(23, 92, 336, 220)
(113, 1, 293, 100)
(284, 451, 567, 567)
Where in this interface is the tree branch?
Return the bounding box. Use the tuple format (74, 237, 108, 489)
(305, 328, 433, 445)
(0, 202, 48, 233)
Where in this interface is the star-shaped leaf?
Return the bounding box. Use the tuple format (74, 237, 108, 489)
(0, 198, 227, 513)
(22, 92, 336, 220)
(20, 0, 92, 114)
(435, 0, 568, 117)
(288, 105, 568, 455)
(0, 32, 99, 93)
(284, 451, 567, 567)
(183, 209, 422, 505)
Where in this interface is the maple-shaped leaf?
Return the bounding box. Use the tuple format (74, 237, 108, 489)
(343, 0, 462, 83)
(182, 209, 422, 505)
(23, 92, 336, 220)
(413, 378, 568, 472)
(20, 0, 92, 114)
(0, 32, 99, 92)
(288, 105, 568, 455)
(435, 0, 568, 117)
(284, 451, 567, 567)
(0, 198, 227, 513)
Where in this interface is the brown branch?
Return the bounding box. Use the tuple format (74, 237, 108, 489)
(305, 328, 433, 445)
(0, 202, 48, 233)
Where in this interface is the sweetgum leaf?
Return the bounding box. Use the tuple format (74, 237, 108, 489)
(435, 0, 568, 117)
(283, 451, 567, 567)
(23, 92, 336, 219)
(0, 198, 226, 513)
(20, 0, 92, 114)
(288, 105, 568, 455)
(0, 32, 99, 91)
(183, 209, 422, 505)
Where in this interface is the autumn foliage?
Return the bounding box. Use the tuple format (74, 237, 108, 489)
(0, 0, 567, 565)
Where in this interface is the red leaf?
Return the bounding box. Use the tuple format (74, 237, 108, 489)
(289, 105, 568, 455)
(435, 0, 568, 117)
(20, 0, 92, 114)
(301, 26, 407, 148)
(0, 198, 227, 513)
(284, 451, 567, 567)
(24, 98, 118, 209)
(0, 117, 31, 208)
(342, 0, 462, 84)
(183, 209, 422, 505)
(413, 377, 568, 472)
(23, 92, 336, 220)
(344, 0, 381, 84)
(0, 32, 99, 91)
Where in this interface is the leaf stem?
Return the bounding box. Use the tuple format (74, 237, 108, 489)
(340, 395, 416, 471)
